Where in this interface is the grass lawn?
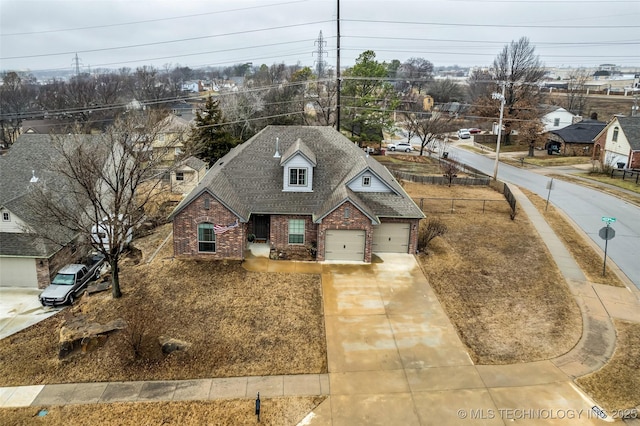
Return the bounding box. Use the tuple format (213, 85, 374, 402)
(579, 172, 640, 194)
(520, 189, 625, 287)
(402, 181, 582, 364)
(522, 155, 593, 167)
(0, 224, 326, 387)
(577, 321, 640, 415)
(375, 154, 448, 176)
(0, 397, 325, 426)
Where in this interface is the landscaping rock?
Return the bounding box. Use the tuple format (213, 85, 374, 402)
(58, 315, 126, 358)
(158, 336, 191, 355)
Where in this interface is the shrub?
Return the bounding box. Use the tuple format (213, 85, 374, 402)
(418, 218, 447, 251)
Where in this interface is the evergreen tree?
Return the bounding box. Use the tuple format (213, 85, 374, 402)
(189, 96, 239, 165)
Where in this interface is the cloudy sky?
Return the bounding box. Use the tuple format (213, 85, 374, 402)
(1, 0, 639, 74)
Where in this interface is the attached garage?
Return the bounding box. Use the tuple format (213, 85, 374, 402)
(0, 257, 38, 288)
(325, 229, 366, 261)
(372, 223, 410, 253)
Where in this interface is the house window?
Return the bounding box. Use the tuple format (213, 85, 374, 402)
(553, 118, 560, 127)
(158, 134, 165, 142)
(198, 223, 216, 252)
(344, 207, 350, 219)
(204, 198, 210, 210)
(289, 168, 307, 186)
(2, 212, 9, 222)
(175, 147, 183, 156)
(362, 176, 371, 187)
(176, 172, 184, 181)
(288, 219, 305, 244)
(613, 127, 619, 142)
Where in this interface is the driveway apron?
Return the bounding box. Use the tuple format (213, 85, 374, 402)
(304, 254, 611, 426)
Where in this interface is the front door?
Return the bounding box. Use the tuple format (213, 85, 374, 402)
(253, 215, 270, 242)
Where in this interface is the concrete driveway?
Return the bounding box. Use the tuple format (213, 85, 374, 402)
(303, 254, 610, 425)
(0, 288, 60, 340)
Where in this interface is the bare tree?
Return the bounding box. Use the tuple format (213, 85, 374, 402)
(427, 79, 464, 103)
(400, 94, 456, 156)
(0, 71, 35, 146)
(441, 157, 460, 186)
(472, 37, 546, 145)
(28, 112, 184, 299)
(564, 69, 590, 116)
(399, 57, 434, 94)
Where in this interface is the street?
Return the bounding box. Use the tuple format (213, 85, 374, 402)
(447, 144, 640, 290)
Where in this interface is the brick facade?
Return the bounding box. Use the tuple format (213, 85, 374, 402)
(269, 215, 318, 255)
(317, 201, 373, 262)
(173, 197, 421, 263)
(173, 193, 246, 260)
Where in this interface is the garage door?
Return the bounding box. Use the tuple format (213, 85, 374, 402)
(372, 223, 410, 253)
(0, 257, 38, 288)
(325, 230, 366, 261)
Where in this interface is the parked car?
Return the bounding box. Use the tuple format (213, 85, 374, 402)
(387, 142, 414, 152)
(39, 253, 105, 307)
(458, 129, 471, 139)
(468, 128, 482, 134)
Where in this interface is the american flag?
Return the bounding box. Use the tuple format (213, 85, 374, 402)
(214, 219, 239, 235)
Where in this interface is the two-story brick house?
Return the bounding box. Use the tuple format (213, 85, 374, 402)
(169, 126, 425, 262)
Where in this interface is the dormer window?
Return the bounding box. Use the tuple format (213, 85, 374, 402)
(2, 212, 9, 222)
(289, 168, 307, 186)
(362, 176, 371, 187)
(612, 127, 619, 142)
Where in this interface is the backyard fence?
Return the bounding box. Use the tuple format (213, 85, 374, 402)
(610, 168, 640, 185)
(393, 171, 490, 186)
(416, 197, 512, 215)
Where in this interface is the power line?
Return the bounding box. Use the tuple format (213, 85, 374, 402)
(0, 1, 311, 37)
(0, 21, 333, 60)
(342, 18, 640, 29)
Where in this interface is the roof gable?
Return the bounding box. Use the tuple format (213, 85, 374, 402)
(171, 126, 424, 221)
(548, 119, 606, 143)
(617, 116, 640, 150)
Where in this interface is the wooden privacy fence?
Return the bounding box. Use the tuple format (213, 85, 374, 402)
(416, 197, 511, 215)
(393, 171, 490, 186)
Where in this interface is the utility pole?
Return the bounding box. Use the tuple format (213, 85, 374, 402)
(492, 81, 506, 181)
(314, 31, 327, 78)
(336, 0, 341, 132)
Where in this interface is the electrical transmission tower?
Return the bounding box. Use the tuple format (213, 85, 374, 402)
(313, 31, 327, 78)
(72, 53, 83, 76)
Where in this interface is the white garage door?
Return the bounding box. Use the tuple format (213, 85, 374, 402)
(325, 230, 366, 261)
(372, 223, 410, 253)
(0, 257, 38, 288)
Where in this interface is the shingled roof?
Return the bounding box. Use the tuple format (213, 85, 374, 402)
(170, 126, 424, 223)
(0, 134, 100, 257)
(617, 116, 640, 150)
(548, 119, 606, 143)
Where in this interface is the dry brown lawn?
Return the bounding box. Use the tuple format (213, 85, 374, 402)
(521, 188, 625, 287)
(577, 321, 640, 415)
(0, 224, 326, 386)
(0, 397, 325, 425)
(402, 181, 583, 364)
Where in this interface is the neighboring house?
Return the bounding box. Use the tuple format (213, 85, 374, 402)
(164, 156, 208, 195)
(0, 134, 99, 288)
(152, 115, 192, 165)
(545, 118, 606, 156)
(169, 126, 425, 263)
(540, 107, 575, 132)
(593, 116, 640, 169)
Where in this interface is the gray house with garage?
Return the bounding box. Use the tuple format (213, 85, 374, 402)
(169, 126, 425, 262)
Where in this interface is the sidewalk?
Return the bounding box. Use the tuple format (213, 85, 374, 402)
(0, 374, 329, 408)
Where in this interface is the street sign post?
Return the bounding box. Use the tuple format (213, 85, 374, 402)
(545, 178, 554, 211)
(599, 219, 617, 276)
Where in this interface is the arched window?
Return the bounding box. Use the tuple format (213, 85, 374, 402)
(613, 127, 619, 142)
(198, 223, 216, 252)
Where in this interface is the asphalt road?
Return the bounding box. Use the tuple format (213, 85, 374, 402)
(448, 145, 640, 290)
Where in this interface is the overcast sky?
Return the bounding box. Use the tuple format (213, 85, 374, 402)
(1, 0, 639, 74)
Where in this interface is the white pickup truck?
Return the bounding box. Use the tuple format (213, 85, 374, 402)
(39, 253, 105, 307)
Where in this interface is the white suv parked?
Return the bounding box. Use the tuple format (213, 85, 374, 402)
(387, 142, 413, 152)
